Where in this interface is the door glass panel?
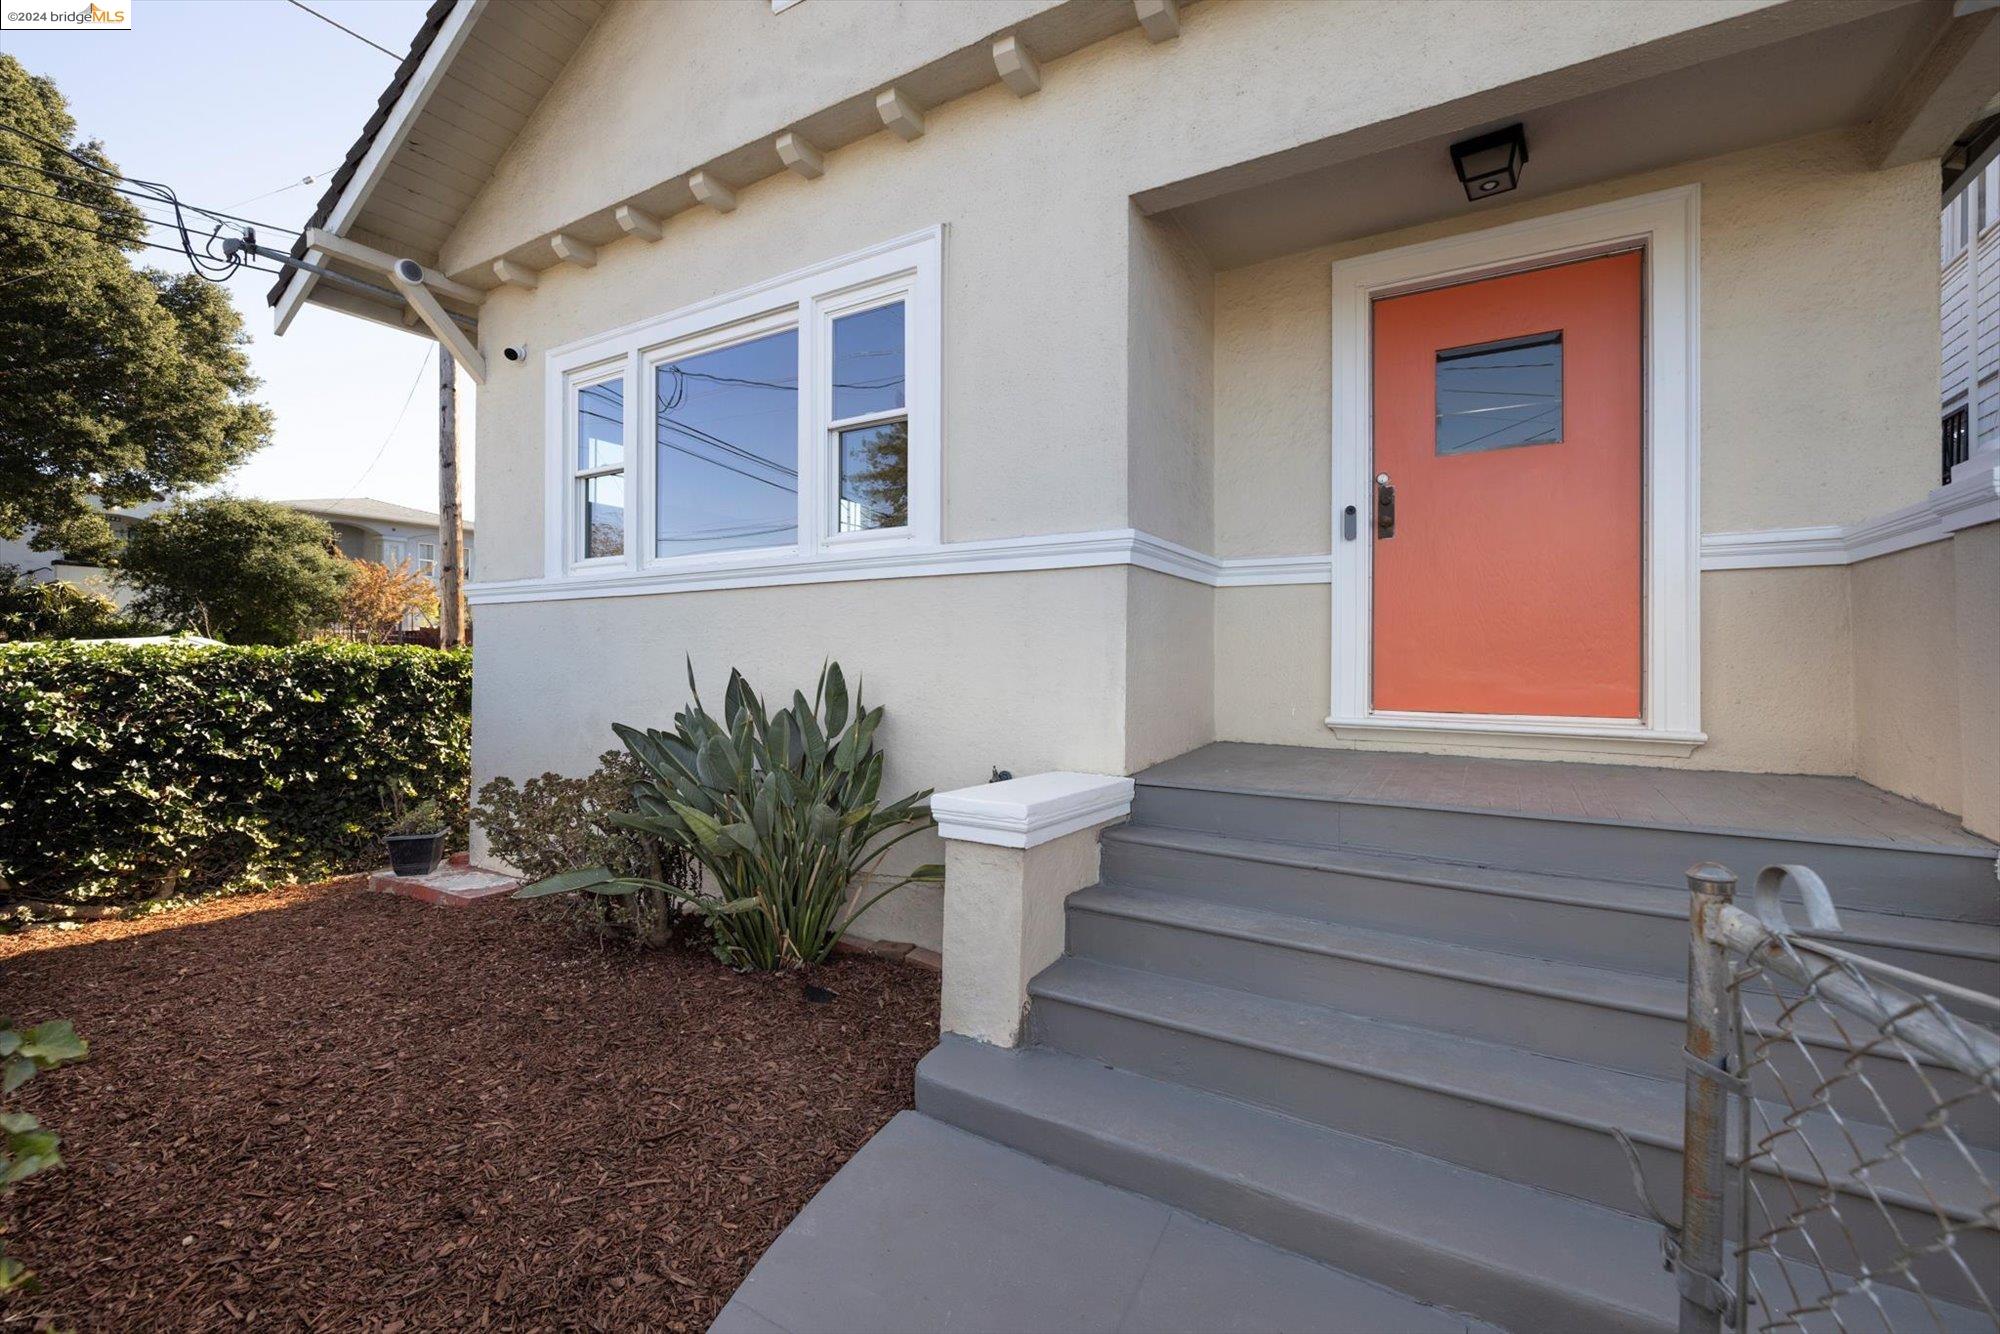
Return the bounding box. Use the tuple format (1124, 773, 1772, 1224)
(831, 302, 905, 420)
(656, 329, 800, 555)
(1435, 330, 1562, 455)
(837, 421, 908, 532)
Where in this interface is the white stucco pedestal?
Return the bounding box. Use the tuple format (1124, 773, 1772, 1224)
(931, 772, 1135, 1047)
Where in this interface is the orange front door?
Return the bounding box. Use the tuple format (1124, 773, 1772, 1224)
(1370, 250, 1643, 719)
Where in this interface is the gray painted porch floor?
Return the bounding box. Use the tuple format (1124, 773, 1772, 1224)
(1138, 743, 1994, 852)
(710, 1111, 1491, 1334)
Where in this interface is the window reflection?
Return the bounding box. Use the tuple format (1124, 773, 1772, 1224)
(656, 330, 800, 555)
(838, 421, 908, 532)
(832, 302, 905, 421)
(1435, 331, 1563, 455)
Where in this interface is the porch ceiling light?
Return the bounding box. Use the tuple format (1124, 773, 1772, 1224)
(1450, 124, 1529, 201)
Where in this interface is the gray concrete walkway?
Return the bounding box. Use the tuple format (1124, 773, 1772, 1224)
(711, 1112, 1491, 1334)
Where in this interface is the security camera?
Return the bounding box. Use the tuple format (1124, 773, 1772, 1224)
(502, 344, 528, 362)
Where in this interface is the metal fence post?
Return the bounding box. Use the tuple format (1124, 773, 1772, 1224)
(1679, 862, 1738, 1334)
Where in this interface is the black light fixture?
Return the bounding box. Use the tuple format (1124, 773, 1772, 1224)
(1451, 123, 1529, 202)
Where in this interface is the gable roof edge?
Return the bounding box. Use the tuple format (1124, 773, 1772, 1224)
(269, 0, 483, 334)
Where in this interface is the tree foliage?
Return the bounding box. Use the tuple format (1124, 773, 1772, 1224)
(119, 497, 350, 645)
(337, 558, 440, 643)
(0, 56, 272, 563)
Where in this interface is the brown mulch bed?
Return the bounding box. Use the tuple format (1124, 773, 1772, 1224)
(0, 880, 939, 1332)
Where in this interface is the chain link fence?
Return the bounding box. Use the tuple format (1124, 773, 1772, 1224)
(1653, 863, 2000, 1334)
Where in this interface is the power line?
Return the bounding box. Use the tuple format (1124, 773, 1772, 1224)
(0, 120, 308, 283)
(0, 203, 282, 274)
(285, 0, 400, 59)
(0, 178, 248, 243)
(334, 346, 436, 504)
(3, 136, 303, 234)
(227, 167, 337, 210)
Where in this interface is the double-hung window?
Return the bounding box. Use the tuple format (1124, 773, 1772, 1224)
(549, 228, 940, 579)
(572, 375, 629, 563)
(826, 300, 909, 537)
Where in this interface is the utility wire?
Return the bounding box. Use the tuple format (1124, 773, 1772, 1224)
(0, 120, 305, 282)
(0, 203, 282, 274)
(334, 346, 436, 504)
(285, 0, 400, 59)
(0, 178, 259, 244)
(227, 167, 337, 210)
(2, 134, 303, 234)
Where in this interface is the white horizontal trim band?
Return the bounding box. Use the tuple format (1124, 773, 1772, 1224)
(468, 528, 1333, 604)
(1702, 457, 1999, 569)
(467, 458, 2000, 605)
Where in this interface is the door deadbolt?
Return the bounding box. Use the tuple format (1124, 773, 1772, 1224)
(1375, 473, 1396, 539)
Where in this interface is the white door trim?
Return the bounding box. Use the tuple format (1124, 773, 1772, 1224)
(1327, 185, 1704, 756)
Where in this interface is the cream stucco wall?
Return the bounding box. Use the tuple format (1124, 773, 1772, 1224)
(442, 0, 1788, 277)
(1213, 568, 1859, 775)
(1952, 522, 2000, 839)
(469, 567, 1132, 950)
(471, 69, 1142, 581)
(1125, 567, 1214, 772)
(1207, 128, 1937, 776)
(454, 0, 1988, 962)
(1847, 519, 2000, 839)
(1212, 127, 1940, 560)
(1852, 542, 1963, 815)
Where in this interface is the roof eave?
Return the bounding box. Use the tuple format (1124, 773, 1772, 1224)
(270, 0, 483, 334)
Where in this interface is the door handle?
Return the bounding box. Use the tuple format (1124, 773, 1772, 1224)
(1375, 473, 1396, 540)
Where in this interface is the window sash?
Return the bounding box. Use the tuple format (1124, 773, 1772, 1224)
(544, 228, 941, 581)
(569, 370, 631, 566)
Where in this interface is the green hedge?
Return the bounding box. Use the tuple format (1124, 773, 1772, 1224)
(0, 642, 470, 906)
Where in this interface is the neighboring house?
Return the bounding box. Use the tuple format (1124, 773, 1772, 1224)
(273, 2, 2000, 1328)
(0, 523, 136, 609)
(0, 498, 471, 619)
(278, 497, 475, 587)
(1942, 152, 2000, 481)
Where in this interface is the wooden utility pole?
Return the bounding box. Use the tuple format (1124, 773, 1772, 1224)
(437, 346, 466, 648)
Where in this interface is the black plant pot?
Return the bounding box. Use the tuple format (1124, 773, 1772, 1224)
(386, 832, 447, 877)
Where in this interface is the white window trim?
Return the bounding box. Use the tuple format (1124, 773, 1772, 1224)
(1327, 186, 1704, 757)
(820, 285, 917, 548)
(542, 227, 942, 583)
(564, 363, 638, 572)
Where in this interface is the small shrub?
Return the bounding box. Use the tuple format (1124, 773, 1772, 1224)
(386, 799, 444, 836)
(478, 751, 700, 948)
(0, 565, 155, 642)
(517, 661, 940, 971)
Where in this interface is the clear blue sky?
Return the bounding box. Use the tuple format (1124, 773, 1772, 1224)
(4, 0, 475, 516)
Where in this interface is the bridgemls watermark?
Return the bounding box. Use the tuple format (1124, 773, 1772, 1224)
(1, 1, 131, 30)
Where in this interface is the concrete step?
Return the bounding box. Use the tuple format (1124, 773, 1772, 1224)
(1063, 885, 2000, 1146)
(1027, 957, 2000, 1303)
(914, 1036, 1680, 1334)
(711, 1110, 1492, 1334)
(1128, 780, 2000, 923)
(1099, 825, 2000, 992)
